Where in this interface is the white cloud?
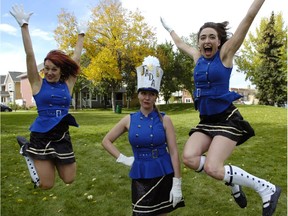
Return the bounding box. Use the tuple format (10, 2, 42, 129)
(0, 51, 27, 73)
(30, 28, 54, 41)
(0, 24, 17, 35)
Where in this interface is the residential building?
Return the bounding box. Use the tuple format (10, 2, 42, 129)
(0, 71, 24, 105)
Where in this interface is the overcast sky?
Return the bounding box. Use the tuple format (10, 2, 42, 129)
(0, 0, 286, 88)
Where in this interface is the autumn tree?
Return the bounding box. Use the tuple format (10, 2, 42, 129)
(54, 9, 89, 109)
(54, 0, 156, 111)
(83, 0, 156, 111)
(235, 12, 287, 106)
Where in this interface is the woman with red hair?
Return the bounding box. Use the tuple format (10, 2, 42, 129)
(10, 4, 86, 189)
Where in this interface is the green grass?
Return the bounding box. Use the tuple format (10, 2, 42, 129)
(1, 104, 287, 216)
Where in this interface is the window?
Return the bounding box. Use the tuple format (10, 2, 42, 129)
(8, 83, 13, 92)
(185, 98, 192, 103)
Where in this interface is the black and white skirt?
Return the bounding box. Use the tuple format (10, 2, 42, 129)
(189, 104, 255, 145)
(27, 120, 75, 164)
(132, 173, 185, 216)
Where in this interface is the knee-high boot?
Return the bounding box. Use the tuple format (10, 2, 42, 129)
(17, 136, 40, 188)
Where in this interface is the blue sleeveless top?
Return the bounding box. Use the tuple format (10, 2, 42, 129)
(29, 79, 78, 133)
(193, 51, 242, 115)
(128, 110, 174, 179)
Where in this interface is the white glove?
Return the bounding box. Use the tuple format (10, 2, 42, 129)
(169, 177, 183, 207)
(77, 21, 88, 35)
(116, 153, 134, 167)
(10, 4, 33, 27)
(160, 17, 173, 33)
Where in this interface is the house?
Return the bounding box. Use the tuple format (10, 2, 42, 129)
(0, 75, 9, 104)
(230, 87, 258, 105)
(167, 87, 257, 105)
(16, 63, 45, 108)
(0, 71, 24, 106)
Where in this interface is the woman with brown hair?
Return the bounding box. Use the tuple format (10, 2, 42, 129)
(10, 4, 86, 189)
(102, 56, 185, 215)
(161, 0, 281, 215)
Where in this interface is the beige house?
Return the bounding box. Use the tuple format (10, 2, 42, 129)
(0, 72, 24, 106)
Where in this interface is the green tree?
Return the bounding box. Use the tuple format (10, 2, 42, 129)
(156, 42, 178, 104)
(235, 12, 287, 106)
(174, 34, 196, 97)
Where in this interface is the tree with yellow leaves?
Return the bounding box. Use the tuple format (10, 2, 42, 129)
(54, 0, 157, 110)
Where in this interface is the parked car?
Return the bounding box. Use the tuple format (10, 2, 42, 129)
(0, 104, 12, 112)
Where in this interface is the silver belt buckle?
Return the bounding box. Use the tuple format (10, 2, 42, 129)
(152, 149, 158, 158)
(196, 88, 201, 97)
(56, 110, 62, 117)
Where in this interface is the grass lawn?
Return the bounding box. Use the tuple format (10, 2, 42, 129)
(1, 104, 287, 216)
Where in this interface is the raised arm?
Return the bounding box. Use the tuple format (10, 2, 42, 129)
(10, 5, 41, 93)
(67, 22, 87, 87)
(221, 0, 265, 65)
(160, 17, 200, 63)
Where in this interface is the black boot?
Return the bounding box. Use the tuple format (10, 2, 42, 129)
(262, 186, 281, 216)
(231, 185, 247, 208)
(16, 136, 29, 156)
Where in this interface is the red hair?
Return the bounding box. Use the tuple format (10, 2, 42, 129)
(44, 50, 80, 81)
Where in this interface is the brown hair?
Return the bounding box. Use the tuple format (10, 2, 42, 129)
(153, 104, 163, 122)
(197, 21, 231, 49)
(44, 50, 80, 82)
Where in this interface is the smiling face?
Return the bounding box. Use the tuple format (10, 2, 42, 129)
(43, 59, 61, 83)
(198, 27, 221, 58)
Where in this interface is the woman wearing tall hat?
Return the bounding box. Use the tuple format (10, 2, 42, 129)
(102, 56, 185, 215)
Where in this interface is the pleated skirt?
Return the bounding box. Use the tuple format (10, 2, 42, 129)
(189, 104, 255, 145)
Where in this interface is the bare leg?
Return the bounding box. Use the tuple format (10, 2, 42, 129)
(182, 132, 211, 170)
(56, 162, 76, 184)
(33, 160, 56, 189)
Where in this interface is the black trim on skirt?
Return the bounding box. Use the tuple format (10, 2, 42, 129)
(132, 173, 185, 216)
(189, 104, 255, 145)
(27, 116, 76, 164)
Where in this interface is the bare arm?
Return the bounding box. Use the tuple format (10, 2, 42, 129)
(160, 17, 200, 63)
(163, 115, 181, 178)
(102, 115, 130, 159)
(21, 25, 42, 94)
(66, 33, 85, 89)
(221, 0, 265, 66)
(10, 5, 42, 94)
(170, 31, 200, 63)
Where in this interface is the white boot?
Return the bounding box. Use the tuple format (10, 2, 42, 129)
(17, 136, 40, 188)
(223, 165, 278, 206)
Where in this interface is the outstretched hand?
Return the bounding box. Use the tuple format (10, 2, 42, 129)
(10, 4, 33, 27)
(160, 17, 173, 33)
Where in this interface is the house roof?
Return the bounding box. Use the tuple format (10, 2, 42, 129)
(8, 71, 25, 82)
(1, 75, 5, 85)
(16, 62, 44, 79)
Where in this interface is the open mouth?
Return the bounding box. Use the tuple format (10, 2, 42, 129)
(204, 47, 212, 56)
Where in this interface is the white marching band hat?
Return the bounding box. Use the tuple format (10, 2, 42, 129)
(136, 56, 163, 93)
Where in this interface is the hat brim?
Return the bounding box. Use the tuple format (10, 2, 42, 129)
(137, 88, 158, 94)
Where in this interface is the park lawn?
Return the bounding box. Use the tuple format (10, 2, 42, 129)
(0, 104, 287, 216)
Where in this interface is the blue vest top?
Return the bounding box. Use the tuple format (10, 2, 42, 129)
(194, 51, 242, 115)
(29, 79, 78, 133)
(128, 110, 174, 179)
